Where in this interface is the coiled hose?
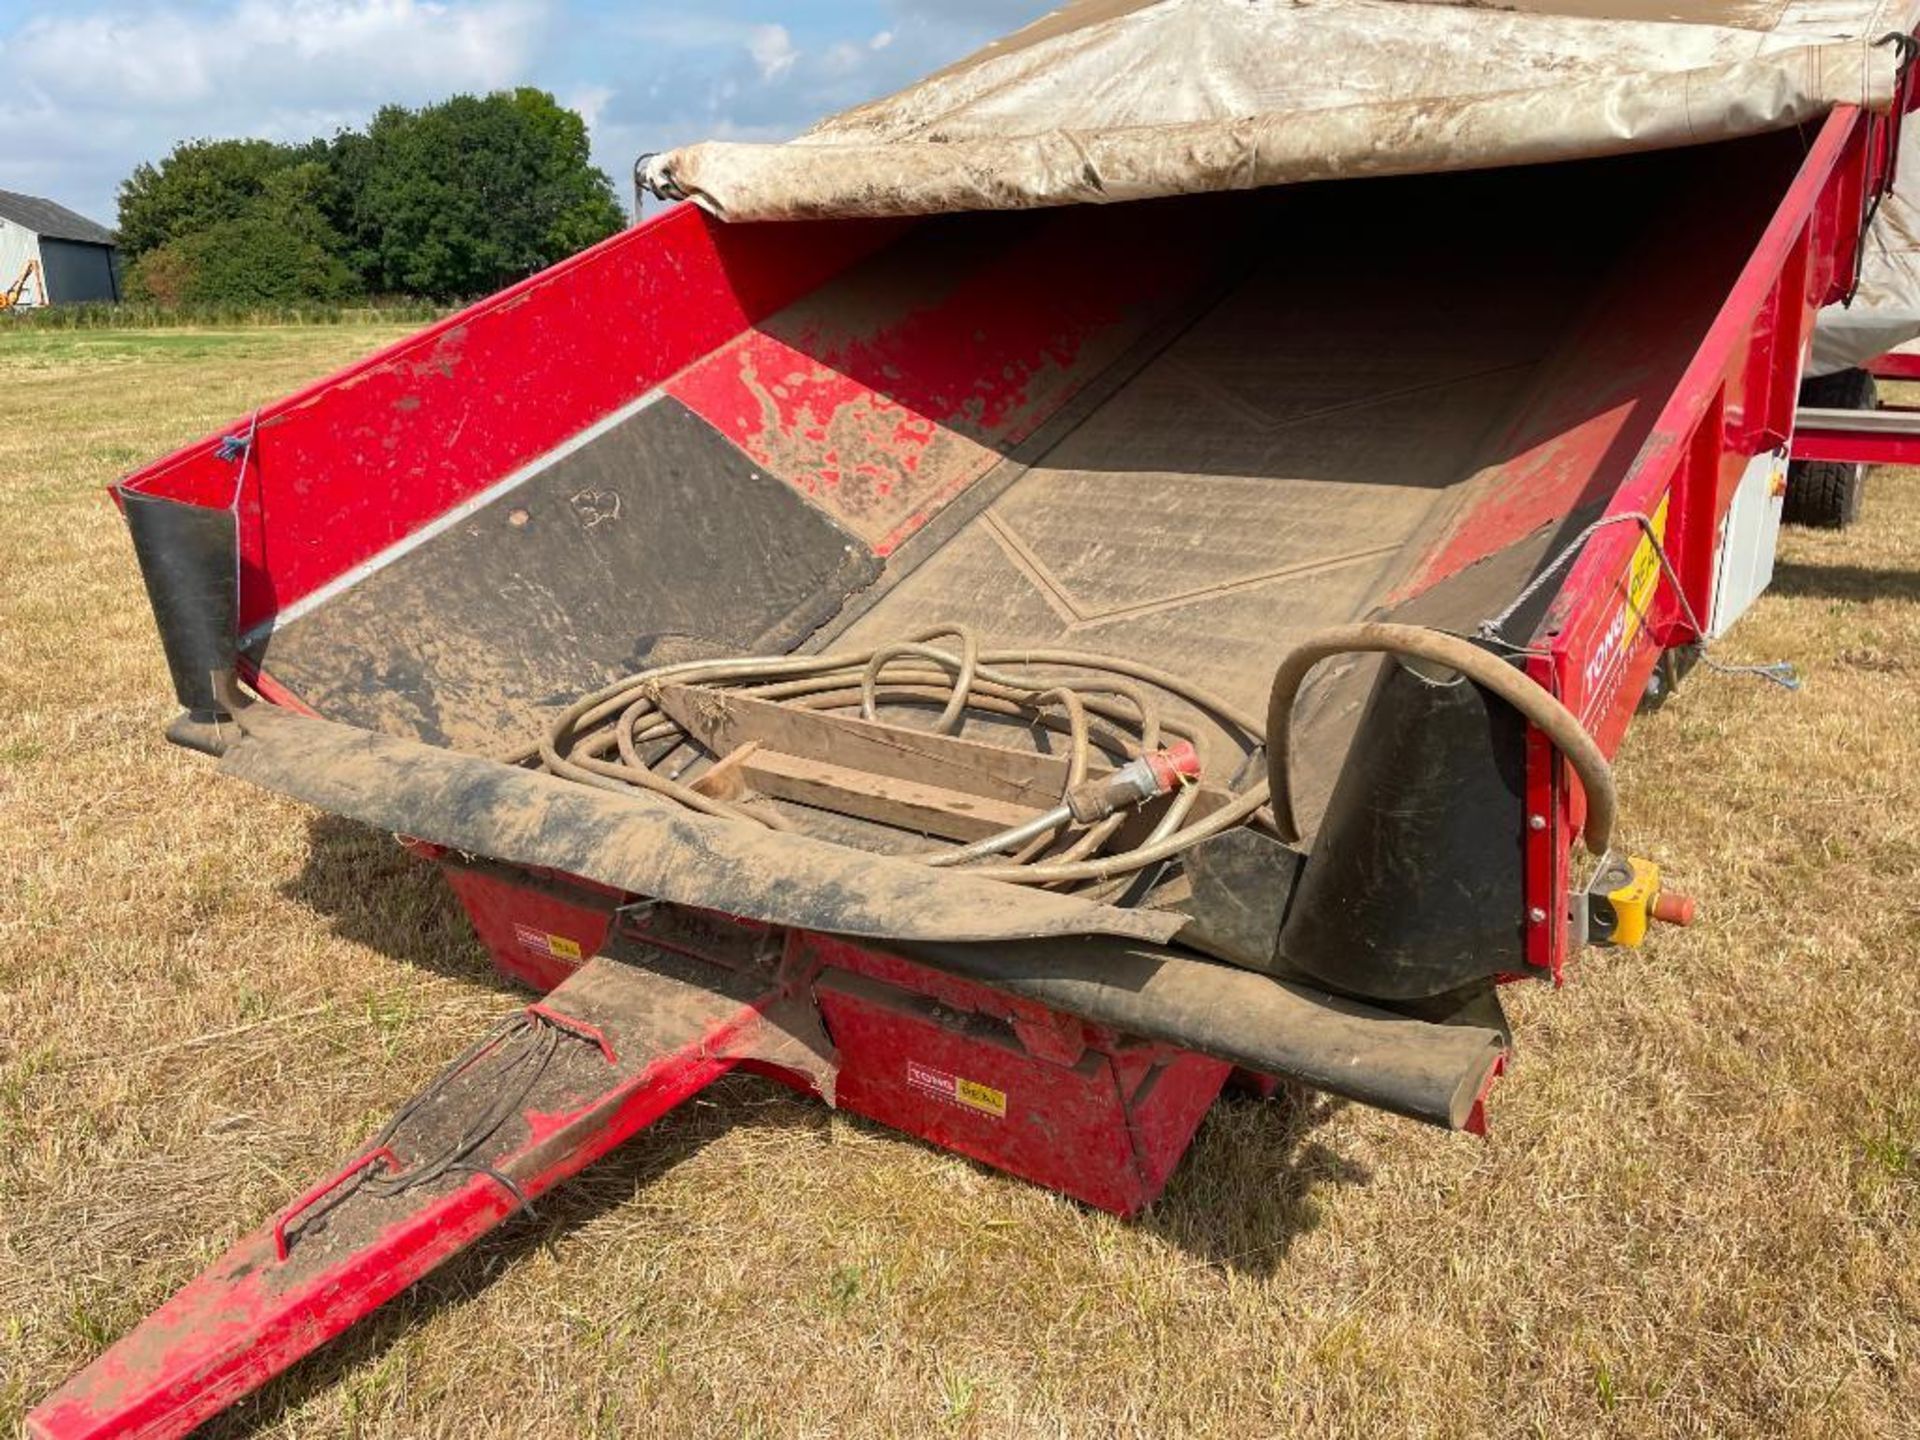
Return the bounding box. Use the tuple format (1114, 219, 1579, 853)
(538, 621, 1617, 889)
(1264, 622, 1616, 854)
(539, 625, 1271, 889)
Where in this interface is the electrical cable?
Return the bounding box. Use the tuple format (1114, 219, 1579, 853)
(537, 624, 1270, 890)
(279, 1009, 591, 1248)
(1264, 622, 1619, 856)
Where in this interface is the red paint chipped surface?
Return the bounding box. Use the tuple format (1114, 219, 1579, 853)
(667, 205, 1217, 553)
(117, 207, 903, 633)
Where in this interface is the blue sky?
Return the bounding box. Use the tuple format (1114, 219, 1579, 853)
(0, 0, 1054, 227)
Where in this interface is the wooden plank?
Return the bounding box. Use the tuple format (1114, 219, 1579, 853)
(737, 749, 1046, 842)
(655, 684, 1090, 809)
(657, 683, 1241, 833)
(687, 741, 760, 801)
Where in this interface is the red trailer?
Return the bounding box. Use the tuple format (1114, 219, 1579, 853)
(27, 5, 1920, 1435)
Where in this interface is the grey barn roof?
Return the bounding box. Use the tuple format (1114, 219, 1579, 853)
(0, 189, 115, 246)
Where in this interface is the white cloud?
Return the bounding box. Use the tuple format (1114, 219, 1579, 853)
(14, 0, 550, 111)
(0, 0, 555, 221)
(870, 30, 894, 50)
(566, 83, 615, 133)
(820, 41, 867, 79)
(745, 23, 797, 82)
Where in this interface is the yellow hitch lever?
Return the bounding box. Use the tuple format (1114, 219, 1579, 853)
(1587, 854, 1697, 948)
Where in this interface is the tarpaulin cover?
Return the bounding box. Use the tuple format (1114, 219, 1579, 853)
(1811, 116, 1920, 372)
(642, 0, 1919, 223)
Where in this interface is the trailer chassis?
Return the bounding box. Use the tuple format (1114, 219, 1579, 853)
(27, 85, 1918, 1440)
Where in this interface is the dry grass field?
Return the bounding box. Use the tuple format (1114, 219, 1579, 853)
(1, 325, 1916, 1438)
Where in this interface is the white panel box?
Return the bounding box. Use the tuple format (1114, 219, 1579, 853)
(1708, 449, 1787, 638)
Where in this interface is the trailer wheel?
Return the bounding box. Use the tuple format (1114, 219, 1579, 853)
(1785, 367, 1877, 529)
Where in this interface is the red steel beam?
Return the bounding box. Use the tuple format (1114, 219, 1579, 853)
(27, 954, 782, 1440)
(1525, 99, 1898, 979)
(1791, 403, 1920, 463)
(1867, 349, 1920, 380)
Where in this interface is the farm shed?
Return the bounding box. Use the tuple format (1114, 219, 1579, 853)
(0, 189, 120, 306)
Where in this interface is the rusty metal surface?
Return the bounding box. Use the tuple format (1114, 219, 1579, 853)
(664, 203, 1223, 555)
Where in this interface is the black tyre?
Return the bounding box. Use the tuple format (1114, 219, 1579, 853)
(1786, 367, 1877, 529)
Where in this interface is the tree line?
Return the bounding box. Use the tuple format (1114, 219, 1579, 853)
(119, 89, 627, 306)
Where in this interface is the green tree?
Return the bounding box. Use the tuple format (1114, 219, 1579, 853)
(119, 138, 358, 304)
(117, 138, 326, 258)
(339, 89, 626, 301)
(126, 214, 359, 305)
(114, 88, 622, 306)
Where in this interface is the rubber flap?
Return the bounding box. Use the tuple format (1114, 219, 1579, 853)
(899, 934, 1508, 1129)
(1279, 656, 1528, 1000)
(217, 704, 1185, 946)
(120, 489, 237, 716)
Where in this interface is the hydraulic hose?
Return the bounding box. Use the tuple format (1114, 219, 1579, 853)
(535, 619, 1615, 894)
(538, 624, 1271, 892)
(1264, 622, 1616, 855)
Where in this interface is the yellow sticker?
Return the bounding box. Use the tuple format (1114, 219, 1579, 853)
(514, 923, 584, 961)
(955, 1077, 1008, 1118)
(907, 1061, 1007, 1118)
(1622, 495, 1670, 650)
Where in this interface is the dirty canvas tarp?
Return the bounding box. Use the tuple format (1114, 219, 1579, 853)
(1811, 115, 1920, 372)
(642, 0, 1919, 223)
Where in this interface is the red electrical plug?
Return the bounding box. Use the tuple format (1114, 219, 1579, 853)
(1651, 889, 1698, 927)
(1066, 740, 1201, 823)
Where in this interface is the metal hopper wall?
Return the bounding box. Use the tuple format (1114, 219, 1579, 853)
(106, 103, 1893, 1033)
(242, 135, 1802, 841)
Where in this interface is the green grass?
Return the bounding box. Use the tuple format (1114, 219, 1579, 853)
(0, 325, 410, 371)
(3, 298, 447, 331)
